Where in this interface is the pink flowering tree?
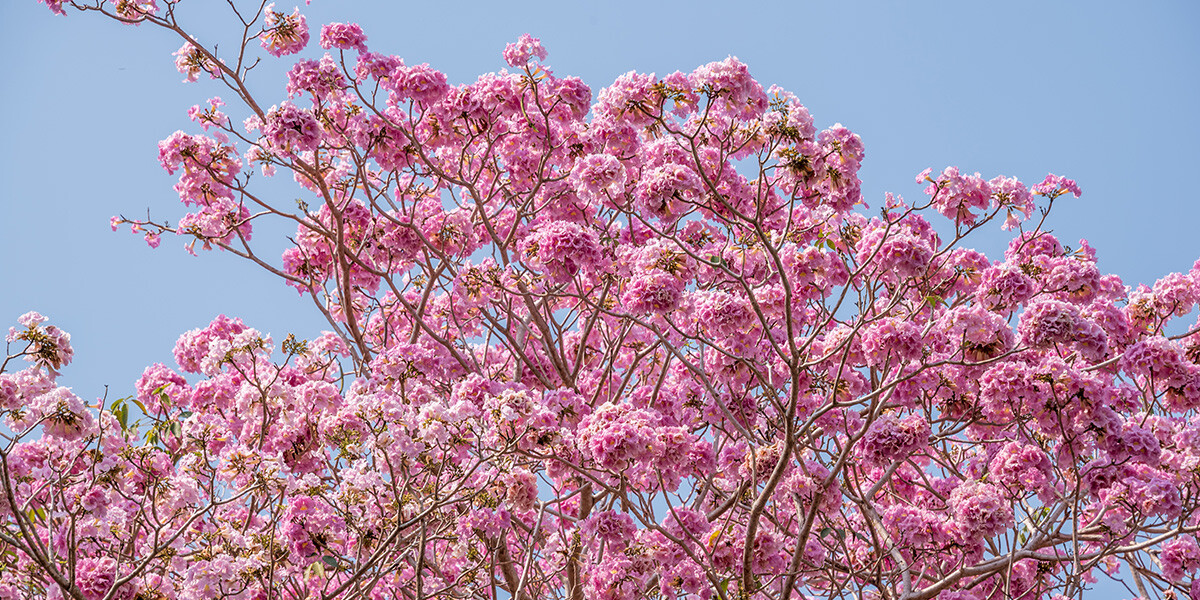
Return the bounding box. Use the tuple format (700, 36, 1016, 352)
(7, 2, 1200, 599)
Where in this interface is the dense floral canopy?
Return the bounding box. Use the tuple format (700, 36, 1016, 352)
(5, 2, 1200, 599)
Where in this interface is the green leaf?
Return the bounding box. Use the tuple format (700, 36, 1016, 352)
(115, 403, 129, 430)
(820, 527, 846, 541)
(25, 507, 46, 524)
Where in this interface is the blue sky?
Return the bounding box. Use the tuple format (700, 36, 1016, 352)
(2, 0, 1198, 414)
(0, 2, 1197, 597)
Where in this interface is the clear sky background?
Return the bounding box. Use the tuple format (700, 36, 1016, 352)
(3, 0, 1199, 414)
(0, 1, 1198, 597)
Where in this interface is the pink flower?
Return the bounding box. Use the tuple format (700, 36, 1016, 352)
(553, 76, 592, 119)
(782, 244, 849, 293)
(523, 221, 606, 284)
(40, 0, 67, 16)
(74, 557, 119, 600)
(172, 42, 220, 83)
(10, 314, 74, 374)
(1018, 299, 1083, 348)
(858, 414, 930, 467)
(622, 273, 684, 314)
(187, 97, 230, 131)
(578, 403, 660, 472)
(156, 131, 241, 205)
(262, 102, 322, 153)
(989, 175, 1034, 230)
(766, 85, 816, 140)
(691, 56, 768, 120)
(33, 387, 95, 440)
(281, 495, 346, 559)
(1005, 230, 1065, 263)
(856, 223, 935, 281)
(78, 486, 109, 515)
(1032, 173, 1082, 198)
(815, 125, 866, 212)
(389, 63, 449, 106)
(1162, 536, 1200, 581)
(633, 163, 700, 222)
(286, 55, 348, 101)
(503, 468, 538, 512)
(978, 362, 1045, 422)
(136, 363, 191, 414)
(172, 315, 248, 374)
(1105, 422, 1162, 467)
(881, 504, 948, 548)
(113, 0, 157, 21)
(977, 263, 1037, 313)
(570, 153, 626, 201)
(1150, 271, 1200, 318)
(690, 290, 755, 339)
(1122, 463, 1182, 519)
(260, 4, 309, 57)
(941, 305, 1014, 361)
(0, 375, 18, 411)
(581, 510, 637, 550)
(503, 33, 548, 67)
(176, 198, 252, 248)
(17, 311, 48, 328)
(925, 166, 992, 226)
(989, 441, 1053, 495)
(950, 480, 1012, 539)
(595, 70, 660, 127)
(861, 318, 925, 367)
(319, 22, 367, 52)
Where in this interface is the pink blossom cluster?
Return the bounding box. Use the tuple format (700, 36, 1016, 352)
(1032, 173, 1083, 198)
(860, 317, 924, 367)
(172, 42, 220, 82)
(922, 166, 992, 226)
(1160, 535, 1200, 582)
(7, 311, 73, 373)
(113, 0, 157, 22)
(261, 102, 322, 154)
(977, 263, 1037, 313)
(949, 480, 1013, 539)
(523, 220, 607, 284)
(920, 167, 1060, 229)
(319, 22, 367, 53)
(569, 152, 626, 201)
(1018, 298, 1108, 360)
(988, 441, 1054, 496)
(621, 272, 685, 314)
(286, 55, 348, 101)
(691, 56, 769, 120)
(856, 218, 936, 282)
(260, 4, 309, 57)
(503, 33, 548, 67)
(857, 413, 930, 467)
